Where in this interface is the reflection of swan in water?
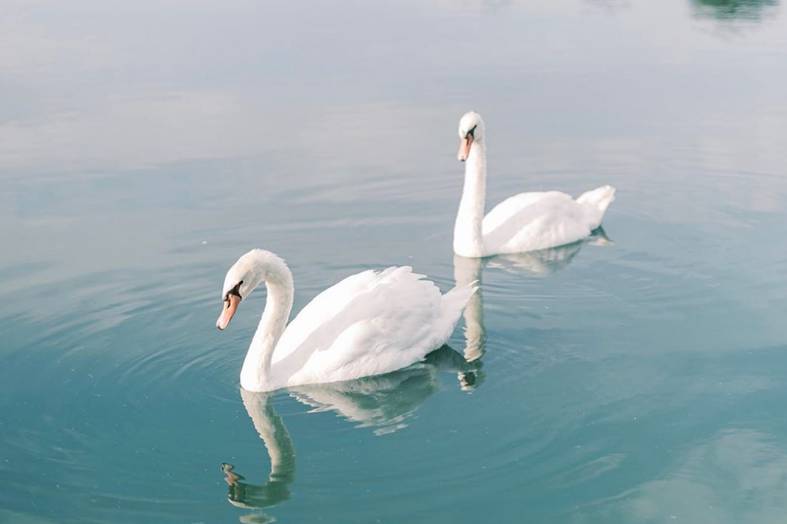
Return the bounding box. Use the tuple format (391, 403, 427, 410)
(221, 389, 295, 522)
(291, 345, 479, 434)
(454, 255, 487, 365)
(453, 227, 610, 364)
(487, 227, 611, 276)
(222, 347, 479, 520)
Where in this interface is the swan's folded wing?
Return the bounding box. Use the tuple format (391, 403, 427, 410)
(482, 191, 556, 234)
(482, 191, 592, 253)
(271, 269, 382, 365)
(272, 267, 445, 385)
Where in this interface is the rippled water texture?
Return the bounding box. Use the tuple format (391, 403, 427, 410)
(2, 0, 787, 522)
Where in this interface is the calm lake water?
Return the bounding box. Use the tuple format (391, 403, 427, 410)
(3, 0, 787, 522)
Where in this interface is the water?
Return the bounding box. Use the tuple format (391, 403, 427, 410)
(2, 0, 787, 522)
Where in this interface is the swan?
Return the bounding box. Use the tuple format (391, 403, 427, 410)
(453, 111, 616, 257)
(216, 249, 476, 392)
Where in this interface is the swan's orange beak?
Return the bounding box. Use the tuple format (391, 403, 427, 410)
(216, 294, 240, 331)
(458, 134, 473, 162)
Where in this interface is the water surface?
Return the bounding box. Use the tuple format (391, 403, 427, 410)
(2, 0, 787, 522)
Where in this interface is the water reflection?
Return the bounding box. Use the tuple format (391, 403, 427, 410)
(223, 347, 479, 521)
(454, 255, 487, 365)
(487, 228, 611, 276)
(690, 0, 779, 21)
(221, 390, 295, 522)
(595, 428, 787, 522)
(290, 346, 480, 434)
(453, 229, 609, 363)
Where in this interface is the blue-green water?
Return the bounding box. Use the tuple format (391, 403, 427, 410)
(3, 1, 787, 522)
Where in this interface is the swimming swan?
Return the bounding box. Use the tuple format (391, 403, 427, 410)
(454, 111, 616, 257)
(216, 249, 475, 392)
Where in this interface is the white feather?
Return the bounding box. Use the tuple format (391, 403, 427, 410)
(219, 250, 475, 392)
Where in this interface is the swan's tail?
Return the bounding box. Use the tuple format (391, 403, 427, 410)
(437, 282, 478, 341)
(577, 185, 616, 227)
(577, 185, 616, 214)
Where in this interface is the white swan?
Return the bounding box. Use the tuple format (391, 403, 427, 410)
(216, 249, 475, 392)
(454, 111, 616, 257)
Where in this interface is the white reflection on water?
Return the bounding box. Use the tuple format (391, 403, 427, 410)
(290, 346, 479, 435)
(2, 0, 787, 522)
(225, 347, 479, 521)
(597, 429, 787, 523)
(453, 232, 607, 360)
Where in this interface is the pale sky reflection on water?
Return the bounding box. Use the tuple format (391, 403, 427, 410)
(2, 1, 787, 523)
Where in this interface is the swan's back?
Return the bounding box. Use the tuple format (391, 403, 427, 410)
(482, 186, 615, 254)
(271, 267, 473, 388)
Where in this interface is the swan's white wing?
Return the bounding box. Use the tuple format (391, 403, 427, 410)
(482, 191, 556, 232)
(482, 191, 595, 254)
(271, 269, 382, 366)
(271, 267, 468, 387)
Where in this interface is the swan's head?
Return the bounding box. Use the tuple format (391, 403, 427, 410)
(216, 249, 290, 330)
(457, 111, 484, 162)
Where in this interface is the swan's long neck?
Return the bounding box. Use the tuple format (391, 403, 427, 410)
(240, 262, 294, 391)
(453, 140, 487, 258)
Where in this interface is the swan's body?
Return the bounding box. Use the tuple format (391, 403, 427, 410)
(216, 250, 475, 392)
(454, 112, 616, 257)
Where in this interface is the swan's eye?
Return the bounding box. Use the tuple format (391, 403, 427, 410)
(467, 125, 477, 139)
(225, 281, 243, 302)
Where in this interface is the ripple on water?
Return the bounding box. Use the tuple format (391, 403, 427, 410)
(1, 264, 241, 405)
(4, 156, 787, 522)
